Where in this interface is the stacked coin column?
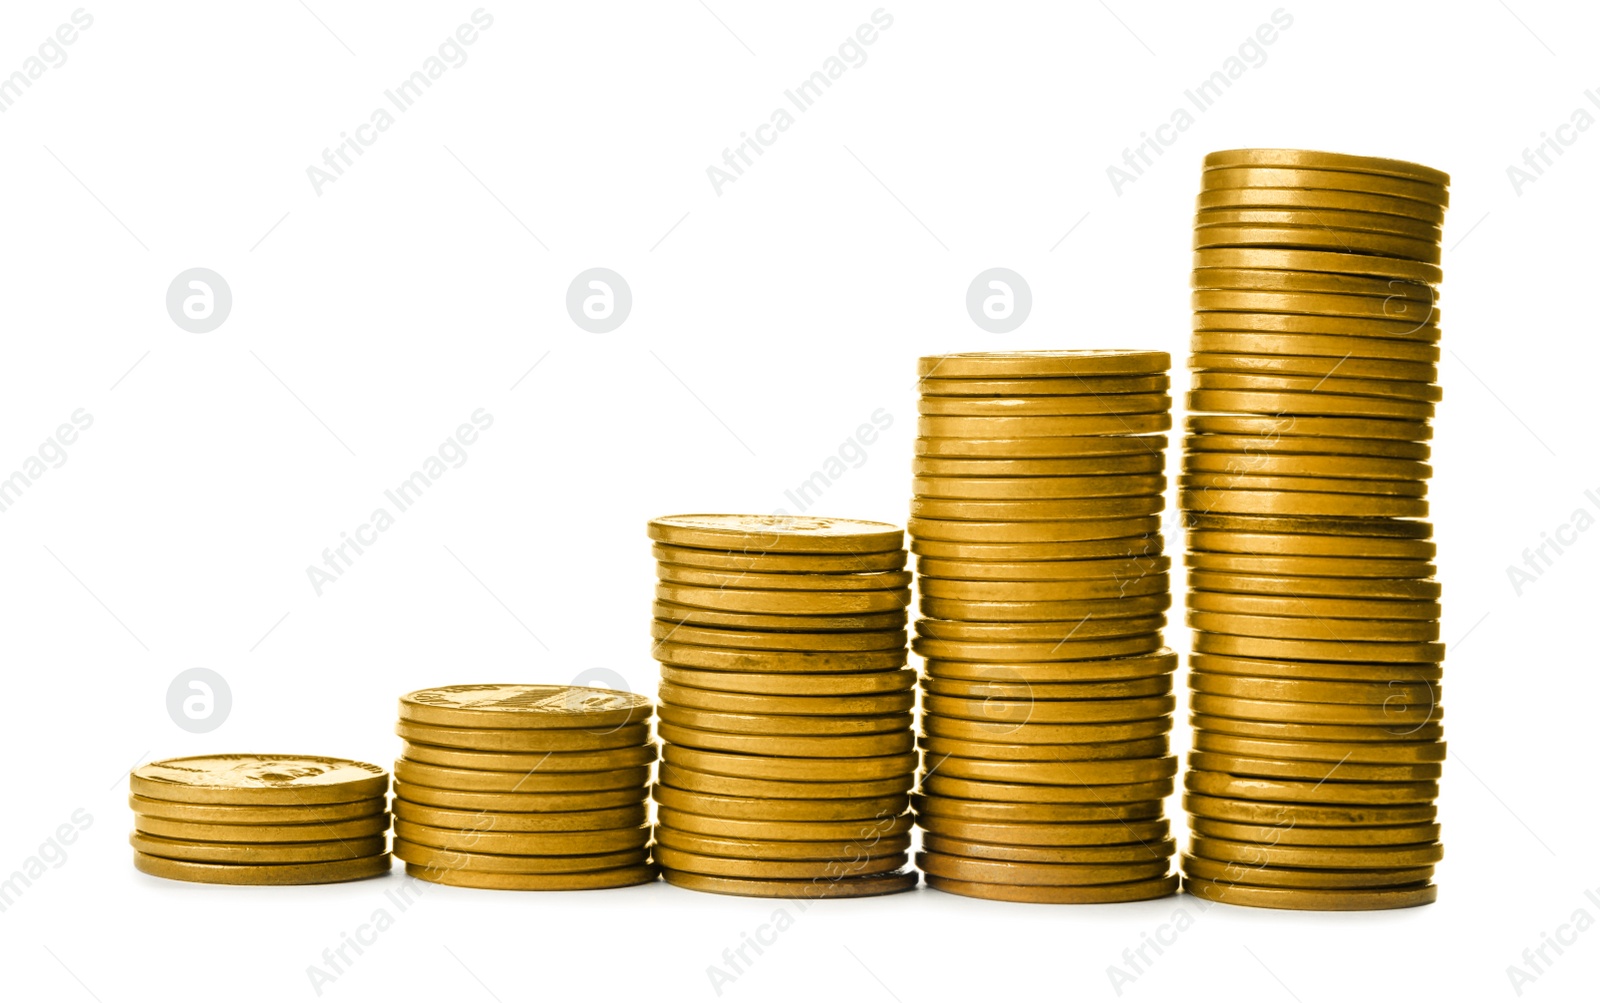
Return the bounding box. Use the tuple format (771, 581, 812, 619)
(392, 685, 658, 890)
(1181, 148, 1448, 911)
(648, 514, 919, 899)
(908, 351, 1180, 904)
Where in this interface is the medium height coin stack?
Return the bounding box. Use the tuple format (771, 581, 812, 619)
(908, 351, 1180, 903)
(1181, 148, 1448, 910)
(648, 515, 919, 899)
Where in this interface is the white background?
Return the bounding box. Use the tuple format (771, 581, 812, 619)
(1, 1, 1596, 1000)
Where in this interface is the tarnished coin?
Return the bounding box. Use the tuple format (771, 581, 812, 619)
(658, 681, 913, 716)
(130, 831, 386, 864)
(134, 851, 390, 885)
(394, 839, 649, 874)
(392, 799, 646, 833)
(130, 755, 388, 806)
(393, 759, 651, 793)
(407, 863, 656, 890)
(395, 721, 650, 753)
(400, 685, 651, 731)
(918, 351, 1171, 379)
(660, 745, 918, 783)
(651, 543, 906, 573)
(656, 564, 912, 591)
(392, 781, 646, 813)
(926, 872, 1179, 903)
(649, 514, 903, 554)
(393, 818, 650, 855)
(398, 741, 656, 773)
(128, 794, 385, 825)
(133, 813, 389, 843)
(660, 868, 918, 898)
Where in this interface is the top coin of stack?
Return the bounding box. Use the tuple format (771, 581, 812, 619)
(1182, 148, 1448, 911)
(392, 684, 658, 891)
(909, 351, 1182, 904)
(647, 514, 919, 899)
(129, 754, 392, 884)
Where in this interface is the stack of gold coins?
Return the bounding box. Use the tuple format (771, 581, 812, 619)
(1182, 148, 1448, 911)
(647, 514, 919, 899)
(129, 754, 391, 884)
(392, 684, 657, 890)
(909, 351, 1181, 904)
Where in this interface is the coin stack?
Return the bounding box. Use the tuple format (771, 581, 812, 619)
(129, 754, 391, 884)
(1182, 148, 1448, 911)
(909, 351, 1181, 904)
(392, 684, 658, 890)
(647, 514, 920, 899)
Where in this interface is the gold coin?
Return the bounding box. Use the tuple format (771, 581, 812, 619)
(923, 715, 1171, 745)
(918, 414, 1171, 439)
(1181, 472, 1428, 498)
(920, 594, 1171, 622)
(1190, 692, 1439, 727)
(398, 741, 656, 773)
(392, 818, 650, 855)
(914, 635, 1163, 664)
(1189, 817, 1441, 846)
(651, 620, 906, 652)
(1190, 713, 1444, 743)
(913, 474, 1167, 501)
(658, 722, 914, 758)
(917, 435, 1167, 459)
(913, 793, 1163, 823)
(133, 813, 389, 843)
(1183, 792, 1437, 827)
(392, 781, 646, 813)
(1191, 267, 1434, 301)
(654, 845, 908, 880)
(1196, 186, 1447, 225)
(919, 774, 1173, 805)
(393, 759, 650, 793)
(917, 615, 1165, 643)
(923, 675, 1170, 701)
(660, 744, 917, 782)
(1189, 350, 1437, 383)
(1193, 224, 1440, 263)
(924, 649, 1177, 681)
(656, 564, 912, 591)
(1185, 876, 1437, 910)
(918, 555, 1169, 581)
(1193, 310, 1440, 341)
(918, 851, 1168, 886)
(918, 575, 1168, 602)
(656, 584, 911, 616)
(910, 496, 1165, 522)
(127, 794, 385, 825)
(1187, 553, 1436, 578)
(1202, 165, 1447, 202)
(913, 454, 1166, 479)
(393, 839, 649, 874)
(1202, 149, 1449, 186)
(915, 814, 1171, 846)
(657, 704, 911, 737)
(1194, 208, 1441, 241)
(130, 831, 386, 864)
(653, 600, 908, 634)
(399, 684, 650, 731)
(1191, 371, 1442, 403)
(1187, 531, 1436, 560)
(1188, 570, 1441, 600)
(1191, 834, 1443, 869)
(926, 872, 1178, 903)
(918, 374, 1171, 396)
(407, 862, 656, 890)
(652, 824, 912, 861)
(1192, 245, 1442, 283)
(395, 721, 650, 753)
(918, 394, 1172, 417)
(660, 867, 918, 898)
(919, 734, 1169, 762)
(129, 754, 388, 806)
(909, 516, 1161, 544)
(657, 762, 911, 800)
(917, 351, 1171, 379)
(649, 783, 902, 825)
(1192, 330, 1440, 364)
(1190, 653, 1445, 688)
(1187, 413, 1433, 441)
(1188, 611, 1440, 642)
(1187, 751, 1441, 783)
(1188, 387, 1435, 422)
(658, 664, 915, 696)
(133, 851, 390, 885)
(928, 838, 1177, 870)
(1183, 854, 1433, 890)
(923, 693, 1176, 726)
(648, 514, 903, 554)
(392, 799, 646, 832)
(1193, 633, 1446, 665)
(1191, 731, 1445, 764)
(652, 640, 907, 672)
(1185, 770, 1438, 805)
(651, 543, 906, 573)
(657, 806, 914, 842)
(658, 681, 913, 716)
(1189, 436, 1432, 465)
(1181, 488, 1427, 518)
(930, 755, 1178, 786)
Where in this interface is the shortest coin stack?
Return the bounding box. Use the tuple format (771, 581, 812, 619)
(393, 684, 658, 890)
(129, 754, 392, 884)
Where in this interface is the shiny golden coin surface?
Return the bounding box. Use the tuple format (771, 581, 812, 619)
(1189, 350, 1437, 383)
(912, 454, 1166, 479)
(392, 818, 650, 855)
(1192, 731, 1445, 764)
(653, 601, 908, 634)
(918, 374, 1170, 396)
(909, 515, 1160, 545)
(918, 575, 1168, 602)
(1190, 712, 1443, 743)
(398, 741, 656, 773)
(1193, 310, 1440, 342)
(130, 755, 388, 806)
(1189, 436, 1433, 467)
(654, 846, 908, 881)
(407, 862, 656, 890)
(924, 649, 1177, 682)
(127, 794, 385, 825)
(918, 851, 1168, 886)
(918, 414, 1171, 439)
(657, 762, 911, 800)
(1194, 207, 1440, 241)
(1191, 370, 1442, 403)
(918, 351, 1171, 379)
(926, 872, 1178, 903)
(648, 514, 903, 554)
(1188, 388, 1435, 422)
(913, 474, 1167, 501)
(392, 799, 646, 833)
(658, 681, 913, 716)
(1202, 149, 1449, 186)
(1192, 289, 1440, 325)
(916, 435, 1167, 460)
(1186, 413, 1433, 442)
(393, 839, 649, 874)
(921, 594, 1170, 622)
(914, 794, 1163, 824)
(134, 851, 390, 885)
(919, 733, 1169, 763)
(1196, 184, 1447, 226)
(1183, 853, 1433, 890)
(656, 583, 911, 616)
(1186, 876, 1436, 910)
(1181, 488, 1427, 519)
(130, 831, 385, 864)
(1190, 672, 1438, 706)
(651, 621, 907, 653)
(660, 744, 918, 782)
(1186, 770, 1438, 805)
(1181, 472, 1428, 498)
(1201, 166, 1448, 204)
(393, 759, 650, 793)
(1192, 330, 1440, 364)
(399, 685, 650, 730)
(923, 693, 1176, 726)
(919, 774, 1173, 806)
(1193, 224, 1441, 263)
(652, 825, 912, 861)
(657, 806, 913, 842)
(1190, 692, 1440, 727)
(917, 614, 1165, 643)
(656, 564, 912, 591)
(1187, 751, 1441, 783)
(918, 394, 1172, 417)
(1191, 267, 1434, 300)
(1188, 570, 1441, 601)
(913, 634, 1163, 663)
(1188, 817, 1441, 846)
(653, 640, 908, 673)
(1192, 245, 1442, 282)
(915, 815, 1171, 847)
(1187, 531, 1436, 561)
(1191, 834, 1444, 869)
(1186, 552, 1436, 578)
(133, 813, 389, 843)
(651, 543, 906, 573)
(654, 784, 908, 822)
(395, 721, 650, 753)
(657, 704, 911, 737)
(1183, 792, 1437, 827)
(658, 722, 914, 758)
(932, 756, 1178, 786)
(923, 675, 1171, 701)
(392, 781, 645, 813)
(659, 665, 915, 697)
(923, 714, 1171, 746)
(910, 496, 1165, 523)
(1188, 611, 1440, 642)
(661, 867, 918, 898)
(917, 555, 1169, 581)
(1194, 633, 1446, 665)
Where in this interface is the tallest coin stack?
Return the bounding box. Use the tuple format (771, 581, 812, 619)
(1181, 149, 1449, 910)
